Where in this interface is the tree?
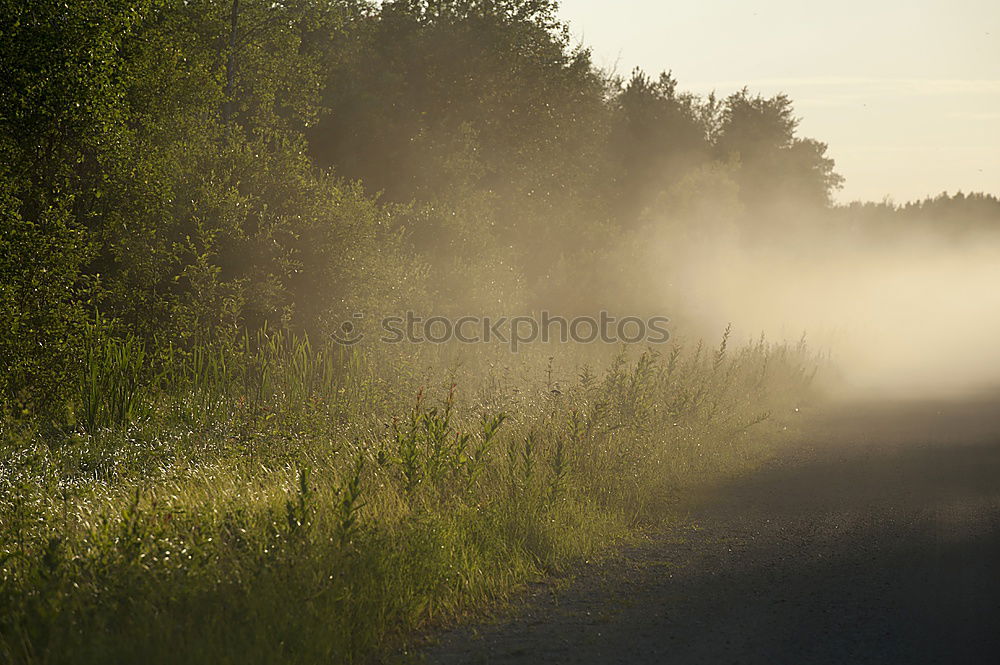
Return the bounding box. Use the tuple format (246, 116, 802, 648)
(305, 0, 612, 283)
(0, 0, 142, 413)
(714, 89, 843, 212)
(607, 70, 710, 225)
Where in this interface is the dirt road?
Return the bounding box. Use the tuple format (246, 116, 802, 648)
(424, 394, 1000, 664)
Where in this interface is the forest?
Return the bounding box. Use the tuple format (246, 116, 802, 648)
(1, 1, 998, 663)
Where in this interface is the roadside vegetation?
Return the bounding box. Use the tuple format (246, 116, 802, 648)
(1, 331, 816, 663)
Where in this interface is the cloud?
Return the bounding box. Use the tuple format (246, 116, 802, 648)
(685, 77, 1000, 97)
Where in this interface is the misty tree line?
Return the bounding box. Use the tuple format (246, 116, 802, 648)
(1, 0, 997, 414)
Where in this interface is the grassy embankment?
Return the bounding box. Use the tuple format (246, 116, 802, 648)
(1, 329, 816, 663)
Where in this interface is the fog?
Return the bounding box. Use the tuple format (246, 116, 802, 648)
(669, 225, 1000, 399)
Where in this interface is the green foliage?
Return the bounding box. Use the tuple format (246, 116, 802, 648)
(335, 455, 366, 547)
(387, 385, 483, 495)
(0, 187, 93, 416)
(78, 328, 148, 432)
(0, 335, 817, 664)
(0, 0, 857, 417)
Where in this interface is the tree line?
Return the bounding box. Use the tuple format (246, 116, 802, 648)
(0, 0, 994, 417)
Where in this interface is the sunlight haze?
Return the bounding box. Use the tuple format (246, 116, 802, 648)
(558, 0, 1000, 203)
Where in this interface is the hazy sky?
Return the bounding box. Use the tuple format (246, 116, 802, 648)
(557, 0, 999, 203)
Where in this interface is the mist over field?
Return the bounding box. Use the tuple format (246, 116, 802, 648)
(2, 1, 998, 663)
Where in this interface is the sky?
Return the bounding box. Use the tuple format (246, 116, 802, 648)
(556, 0, 999, 203)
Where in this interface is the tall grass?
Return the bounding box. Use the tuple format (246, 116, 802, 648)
(0, 330, 817, 664)
(78, 326, 147, 432)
